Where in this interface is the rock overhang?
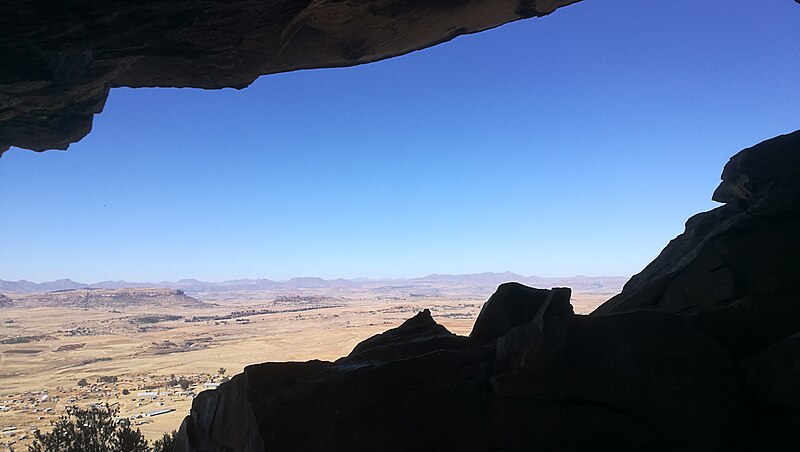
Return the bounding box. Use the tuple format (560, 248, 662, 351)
(0, 0, 582, 154)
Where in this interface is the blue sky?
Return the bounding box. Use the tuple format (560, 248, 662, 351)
(1, 0, 799, 283)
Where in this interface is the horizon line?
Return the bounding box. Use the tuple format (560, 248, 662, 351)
(1, 271, 632, 286)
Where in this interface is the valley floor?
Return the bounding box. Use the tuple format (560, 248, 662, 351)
(0, 290, 610, 449)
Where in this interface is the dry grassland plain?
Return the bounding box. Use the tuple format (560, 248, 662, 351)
(0, 287, 613, 449)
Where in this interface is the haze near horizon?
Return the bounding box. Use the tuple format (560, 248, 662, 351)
(1, 0, 799, 283)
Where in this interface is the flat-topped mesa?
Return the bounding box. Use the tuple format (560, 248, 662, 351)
(0, 0, 581, 153)
(11, 287, 207, 309)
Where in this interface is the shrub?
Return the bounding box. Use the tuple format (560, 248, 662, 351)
(28, 404, 149, 452)
(151, 430, 177, 452)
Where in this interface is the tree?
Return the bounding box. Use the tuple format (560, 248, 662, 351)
(28, 404, 149, 452)
(217, 367, 226, 376)
(151, 431, 177, 452)
(178, 378, 191, 390)
(77, 378, 88, 387)
(122, 389, 130, 395)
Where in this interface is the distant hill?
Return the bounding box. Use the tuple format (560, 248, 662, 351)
(10, 287, 209, 309)
(410, 272, 628, 293)
(0, 273, 627, 295)
(0, 278, 87, 293)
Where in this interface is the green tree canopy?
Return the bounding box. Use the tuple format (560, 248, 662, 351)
(28, 404, 175, 452)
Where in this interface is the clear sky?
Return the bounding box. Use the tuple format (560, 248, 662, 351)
(1, 0, 799, 283)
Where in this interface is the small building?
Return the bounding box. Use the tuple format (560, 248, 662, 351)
(144, 408, 175, 417)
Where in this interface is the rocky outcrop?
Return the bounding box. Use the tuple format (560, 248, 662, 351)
(0, 0, 581, 154)
(177, 290, 742, 451)
(469, 282, 572, 343)
(176, 130, 800, 451)
(0, 293, 11, 308)
(594, 129, 800, 448)
(598, 130, 800, 317)
(594, 130, 800, 357)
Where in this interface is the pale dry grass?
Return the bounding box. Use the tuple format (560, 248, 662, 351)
(0, 290, 610, 447)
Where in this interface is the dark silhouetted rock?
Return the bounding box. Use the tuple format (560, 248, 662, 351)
(0, 0, 581, 153)
(729, 331, 800, 451)
(596, 130, 800, 318)
(347, 308, 471, 362)
(176, 368, 264, 452)
(470, 282, 572, 344)
(176, 130, 800, 451)
(743, 331, 800, 410)
(592, 130, 800, 450)
(0, 293, 10, 307)
(177, 288, 744, 451)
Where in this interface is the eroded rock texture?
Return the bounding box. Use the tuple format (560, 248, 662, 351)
(0, 0, 580, 154)
(177, 131, 800, 451)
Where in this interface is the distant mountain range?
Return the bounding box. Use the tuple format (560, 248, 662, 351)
(0, 272, 628, 294)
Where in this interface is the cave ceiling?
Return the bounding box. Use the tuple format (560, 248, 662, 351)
(0, 0, 581, 155)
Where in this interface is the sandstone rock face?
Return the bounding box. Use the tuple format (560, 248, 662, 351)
(176, 130, 800, 451)
(0, 0, 581, 154)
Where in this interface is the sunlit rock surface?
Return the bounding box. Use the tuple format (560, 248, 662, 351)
(0, 0, 580, 154)
(177, 131, 800, 451)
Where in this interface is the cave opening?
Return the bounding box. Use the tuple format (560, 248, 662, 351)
(1, 0, 799, 450)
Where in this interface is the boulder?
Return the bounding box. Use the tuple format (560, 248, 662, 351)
(470, 282, 572, 344)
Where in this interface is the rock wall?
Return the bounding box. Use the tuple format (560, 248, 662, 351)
(595, 130, 800, 356)
(176, 131, 800, 451)
(176, 290, 748, 451)
(0, 0, 580, 154)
